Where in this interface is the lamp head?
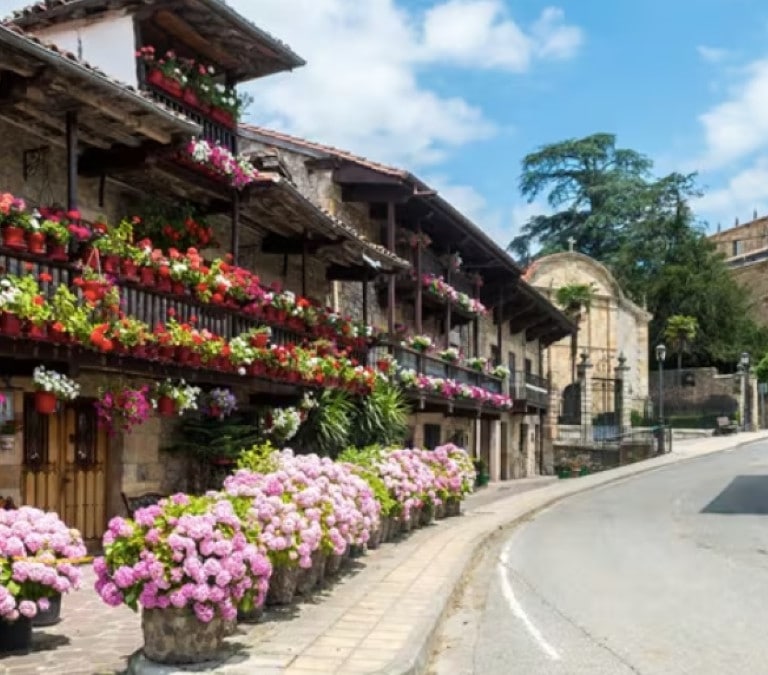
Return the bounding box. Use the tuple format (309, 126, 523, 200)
(741, 351, 750, 368)
(656, 344, 666, 363)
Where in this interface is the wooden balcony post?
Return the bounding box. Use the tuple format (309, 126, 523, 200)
(445, 265, 452, 348)
(301, 233, 307, 297)
(496, 287, 504, 364)
(65, 111, 78, 211)
(230, 190, 240, 264)
(387, 202, 396, 336)
(415, 223, 423, 335)
(472, 277, 481, 358)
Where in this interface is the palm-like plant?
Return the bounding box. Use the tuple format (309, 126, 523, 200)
(664, 314, 698, 384)
(349, 381, 410, 449)
(292, 389, 355, 458)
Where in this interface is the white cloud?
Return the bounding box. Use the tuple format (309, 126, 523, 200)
(696, 59, 768, 170)
(696, 45, 731, 64)
(696, 156, 768, 228)
(225, 0, 581, 168)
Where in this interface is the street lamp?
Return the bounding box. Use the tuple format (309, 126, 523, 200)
(656, 344, 667, 454)
(741, 351, 751, 431)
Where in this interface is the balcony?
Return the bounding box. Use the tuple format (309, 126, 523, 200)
(510, 371, 550, 411)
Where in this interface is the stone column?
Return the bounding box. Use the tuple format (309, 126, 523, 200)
(615, 352, 631, 433)
(489, 419, 501, 482)
(577, 352, 593, 443)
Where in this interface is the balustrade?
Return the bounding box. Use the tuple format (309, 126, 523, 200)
(510, 371, 549, 408)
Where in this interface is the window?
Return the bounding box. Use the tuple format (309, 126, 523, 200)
(525, 358, 533, 375)
(732, 240, 743, 256)
(423, 424, 441, 450)
(491, 345, 501, 366)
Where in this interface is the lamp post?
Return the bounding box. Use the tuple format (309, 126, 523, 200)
(741, 351, 751, 431)
(656, 344, 667, 454)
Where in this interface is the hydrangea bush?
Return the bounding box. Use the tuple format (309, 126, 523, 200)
(93, 494, 272, 623)
(0, 507, 87, 622)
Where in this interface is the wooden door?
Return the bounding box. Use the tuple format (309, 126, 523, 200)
(22, 396, 108, 544)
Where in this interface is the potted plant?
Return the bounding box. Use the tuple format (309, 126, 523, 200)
(74, 267, 112, 305)
(405, 335, 433, 353)
(93, 493, 271, 665)
(492, 364, 511, 379)
(202, 388, 238, 420)
(154, 379, 201, 417)
(466, 356, 488, 372)
(95, 385, 153, 436)
(0, 506, 87, 651)
(23, 211, 46, 256)
(438, 347, 461, 363)
(40, 218, 71, 261)
(0, 193, 29, 250)
(32, 366, 79, 414)
(0, 419, 21, 452)
(50, 285, 92, 344)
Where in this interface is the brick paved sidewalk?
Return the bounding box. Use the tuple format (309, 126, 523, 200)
(1, 432, 765, 675)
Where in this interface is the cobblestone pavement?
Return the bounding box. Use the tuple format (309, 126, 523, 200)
(1, 435, 763, 675)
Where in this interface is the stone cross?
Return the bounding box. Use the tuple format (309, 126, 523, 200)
(567, 236, 576, 252)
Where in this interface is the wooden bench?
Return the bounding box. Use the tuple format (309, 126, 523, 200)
(121, 491, 166, 516)
(715, 417, 738, 435)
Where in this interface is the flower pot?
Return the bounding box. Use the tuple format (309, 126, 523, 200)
(209, 106, 235, 129)
(296, 551, 326, 596)
(32, 593, 61, 627)
(175, 346, 192, 364)
(26, 230, 46, 255)
(156, 276, 172, 294)
(182, 88, 200, 109)
(410, 505, 423, 529)
(81, 280, 107, 303)
(156, 395, 176, 417)
(266, 565, 299, 606)
(141, 607, 226, 665)
(157, 345, 175, 361)
(0, 616, 32, 654)
(0, 312, 22, 337)
(0, 434, 15, 451)
(120, 259, 139, 281)
(47, 239, 68, 261)
(171, 281, 186, 295)
(1, 225, 26, 250)
(27, 322, 47, 340)
(446, 497, 461, 517)
(236, 603, 264, 624)
(48, 324, 68, 344)
(147, 70, 183, 99)
(102, 254, 120, 275)
(420, 503, 435, 527)
(139, 266, 156, 287)
(376, 359, 392, 373)
(250, 333, 269, 348)
(435, 502, 446, 520)
(34, 391, 57, 415)
(324, 552, 345, 578)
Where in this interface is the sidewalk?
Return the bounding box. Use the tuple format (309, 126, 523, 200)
(2, 432, 766, 675)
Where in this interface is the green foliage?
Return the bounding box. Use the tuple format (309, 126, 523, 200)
(755, 353, 768, 383)
(165, 413, 261, 462)
(292, 388, 355, 457)
(348, 380, 409, 449)
(338, 446, 398, 517)
(555, 283, 596, 316)
(236, 440, 280, 474)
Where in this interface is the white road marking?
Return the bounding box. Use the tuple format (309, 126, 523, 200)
(499, 541, 561, 661)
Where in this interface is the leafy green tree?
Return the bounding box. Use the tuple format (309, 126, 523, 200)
(664, 315, 698, 382)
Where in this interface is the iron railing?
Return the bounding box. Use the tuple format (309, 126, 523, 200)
(510, 370, 549, 408)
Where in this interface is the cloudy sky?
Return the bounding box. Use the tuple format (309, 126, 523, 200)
(4, 0, 768, 246)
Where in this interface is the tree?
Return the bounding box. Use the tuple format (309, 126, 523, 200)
(510, 133, 768, 369)
(664, 315, 698, 382)
(510, 133, 652, 263)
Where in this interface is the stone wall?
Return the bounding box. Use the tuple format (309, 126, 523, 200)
(709, 216, 768, 259)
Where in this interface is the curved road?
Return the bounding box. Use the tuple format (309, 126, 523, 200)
(430, 440, 768, 674)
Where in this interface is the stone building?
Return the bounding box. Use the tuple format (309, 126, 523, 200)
(709, 216, 768, 327)
(524, 251, 652, 431)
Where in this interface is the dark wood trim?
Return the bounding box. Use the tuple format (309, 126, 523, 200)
(415, 222, 423, 335)
(387, 202, 396, 335)
(230, 189, 240, 264)
(65, 109, 77, 211)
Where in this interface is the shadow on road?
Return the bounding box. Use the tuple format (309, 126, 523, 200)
(702, 475, 768, 515)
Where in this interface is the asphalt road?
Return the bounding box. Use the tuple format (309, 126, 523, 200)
(429, 440, 768, 675)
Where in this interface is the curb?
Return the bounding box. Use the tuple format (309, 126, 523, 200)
(385, 433, 768, 675)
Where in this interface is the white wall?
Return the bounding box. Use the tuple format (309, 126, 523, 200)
(33, 13, 138, 87)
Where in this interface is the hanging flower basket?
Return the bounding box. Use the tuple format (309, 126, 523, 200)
(34, 391, 57, 415)
(1, 226, 26, 250)
(156, 395, 176, 417)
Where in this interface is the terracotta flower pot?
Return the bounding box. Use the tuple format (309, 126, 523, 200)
(139, 266, 156, 287)
(147, 69, 184, 99)
(156, 276, 172, 294)
(47, 239, 68, 261)
(175, 346, 192, 364)
(34, 391, 58, 415)
(26, 230, 46, 255)
(157, 345, 174, 361)
(27, 322, 47, 340)
(156, 395, 176, 417)
(120, 258, 139, 281)
(1, 225, 26, 250)
(81, 280, 107, 303)
(251, 333, 269, 348)
(171, 281, 186, 295)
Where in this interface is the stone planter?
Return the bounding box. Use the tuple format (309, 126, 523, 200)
(435, 501, 446, 519)
(296, 551, 326, 596)
(141, 608, 226, 665)
(266, 565, 299, 606)
(420, 503, 435, 527)
(324, 551, 345, 578)
(367, 526, 383, 550)
(236, 604, 264, 624)
(446, 497, 462, 517)
(410, 505, 423, 529)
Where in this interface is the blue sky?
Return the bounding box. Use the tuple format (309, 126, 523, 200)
(4, 0, 768, 246)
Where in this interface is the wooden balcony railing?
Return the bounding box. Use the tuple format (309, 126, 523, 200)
(373, 344, 504, 394)
(510, 371, 550, 408)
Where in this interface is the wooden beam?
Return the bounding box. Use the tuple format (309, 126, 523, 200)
(340, 183, 411, 204)
(261, 232, 339, 255)
(78, 142, 168, 176)
(66, 110, 77, 211)
(415, 222, 423, 335)
(387, 202, 396, 335)
(153, 9, 239, 70)
(14, 102, 111, 150)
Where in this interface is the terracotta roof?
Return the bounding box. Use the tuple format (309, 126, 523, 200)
(5, 0, 305, 79)
(241, 125, 411, 180)
(0, 23, 200, 133)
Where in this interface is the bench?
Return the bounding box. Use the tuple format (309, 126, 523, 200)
(121, 491, 166, 516)
(714, 417, 738, 435)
